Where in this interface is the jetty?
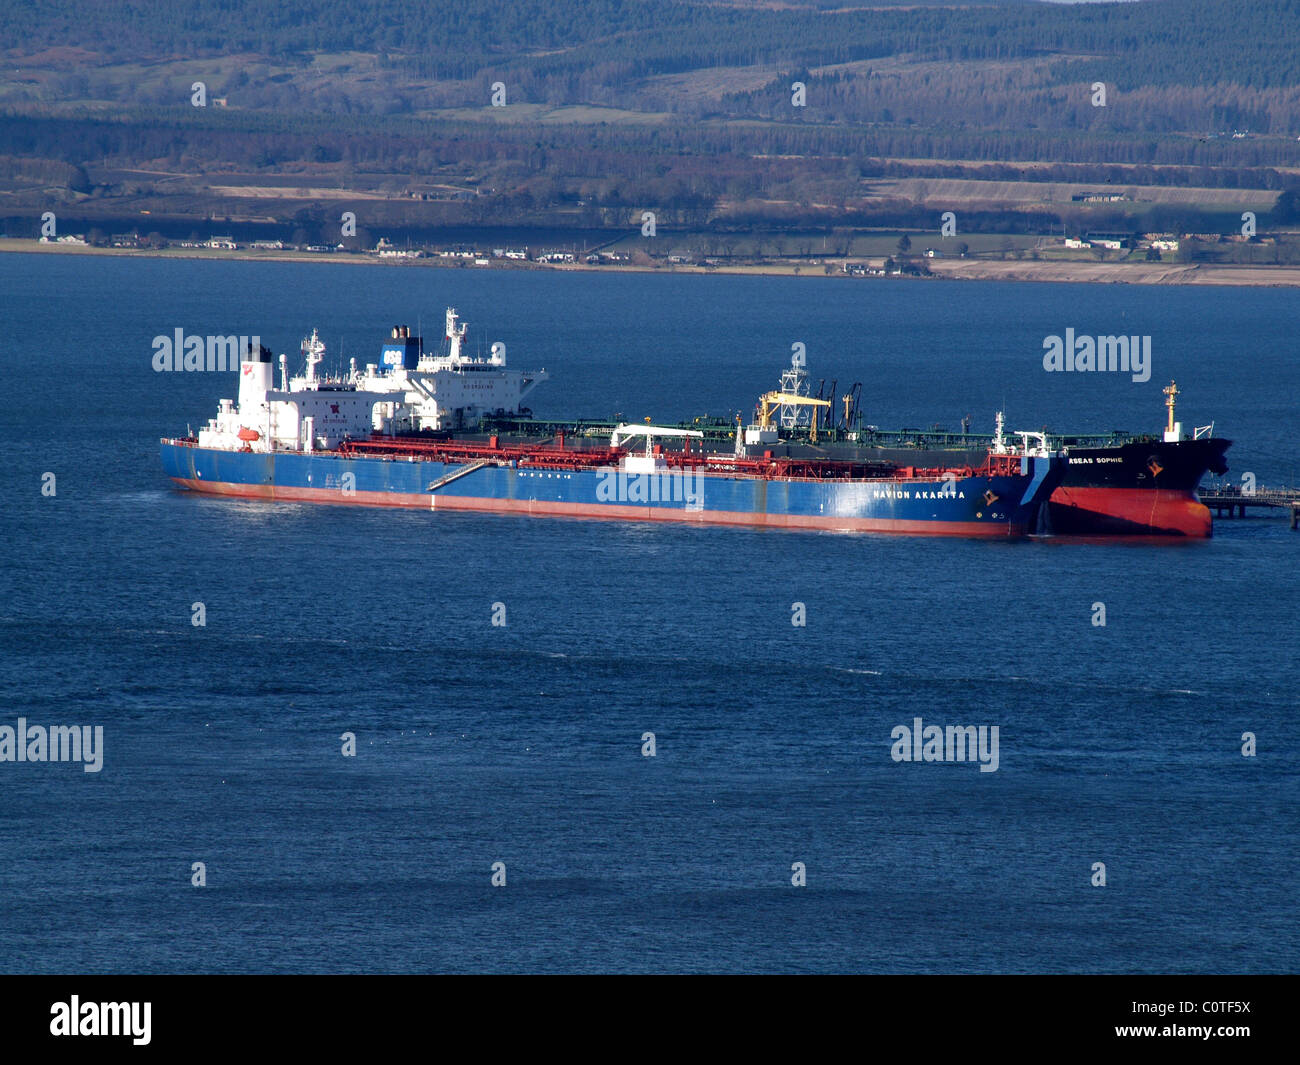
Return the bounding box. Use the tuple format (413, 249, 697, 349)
(1200, 485, 1300, 528)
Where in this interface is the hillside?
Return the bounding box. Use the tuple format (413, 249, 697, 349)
(2, 0, 1298, 264)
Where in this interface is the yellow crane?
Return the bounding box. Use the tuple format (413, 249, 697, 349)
(757, 391, 832, 443)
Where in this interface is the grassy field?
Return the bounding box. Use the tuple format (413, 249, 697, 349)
(8, 236, 1299, 287)
(872, 177, 1280, 212)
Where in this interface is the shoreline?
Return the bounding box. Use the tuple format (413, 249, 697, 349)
(4, 238, 1300, 287)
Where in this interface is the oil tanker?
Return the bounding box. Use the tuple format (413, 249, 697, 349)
(483, 364, 1229, 537)
(160, 309, 1063, 537)
(1045, 383, 1230, 536)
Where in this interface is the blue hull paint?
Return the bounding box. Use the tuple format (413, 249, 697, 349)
(160, 442, 1062, 534)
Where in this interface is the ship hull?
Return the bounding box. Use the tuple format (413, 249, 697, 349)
(1046, 485, 1213, 537)
(1047, 437, 1231, 536)
(702, 436, 1231, 537)
(160, 442, 1061, 538)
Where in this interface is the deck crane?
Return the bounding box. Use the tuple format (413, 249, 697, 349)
(757, 391, 832, 443)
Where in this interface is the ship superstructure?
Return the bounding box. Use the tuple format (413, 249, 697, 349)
(195, 309, 546, 455)
(354, 308, 546, 432)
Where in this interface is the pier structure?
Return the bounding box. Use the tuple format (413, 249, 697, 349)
(1200, 485, 1300, 528)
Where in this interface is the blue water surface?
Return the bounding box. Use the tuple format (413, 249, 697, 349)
(1, 253, 1296, 973)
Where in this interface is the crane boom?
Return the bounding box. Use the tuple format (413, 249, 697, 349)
(757, 391, 832, 442)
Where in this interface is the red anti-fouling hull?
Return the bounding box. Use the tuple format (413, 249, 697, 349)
(168, 477, 1034, 536)
(1047, 486, 1212, 537)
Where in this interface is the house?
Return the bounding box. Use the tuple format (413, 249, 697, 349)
(207, 236, 237, 250)
(1085, 232, 1130, 250)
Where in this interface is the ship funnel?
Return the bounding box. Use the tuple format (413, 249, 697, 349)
(238, 341, 273, 412)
